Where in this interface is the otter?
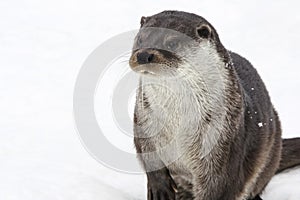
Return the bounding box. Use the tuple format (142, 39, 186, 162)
(129, 11, 300, 200)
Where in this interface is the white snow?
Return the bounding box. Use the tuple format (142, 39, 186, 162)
(0, 0, 300, 199)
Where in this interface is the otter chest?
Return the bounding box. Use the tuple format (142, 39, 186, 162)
(138, 84, 203, 161)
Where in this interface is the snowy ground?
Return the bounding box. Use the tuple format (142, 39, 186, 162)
(0, 0, 300, 199)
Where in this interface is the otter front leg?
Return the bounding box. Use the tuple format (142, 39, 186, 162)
(147, 167, 177, 200)
(137, 151, 177, 199)
(134, 136, 177, 200)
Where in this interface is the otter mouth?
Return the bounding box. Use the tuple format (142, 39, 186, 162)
(130, 63, 159, 76)
(138, 69, 156, 75)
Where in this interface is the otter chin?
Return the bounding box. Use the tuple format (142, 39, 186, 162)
(130, 10, 300, 200)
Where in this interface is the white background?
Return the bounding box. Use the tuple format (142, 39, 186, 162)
(0, 0, 300, 199)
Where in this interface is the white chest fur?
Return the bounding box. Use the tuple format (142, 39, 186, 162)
(135, 43, 230, 172)
(137, 72, 228, 166)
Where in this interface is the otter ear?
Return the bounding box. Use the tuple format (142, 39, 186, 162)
(140, 16, 147, 27)
(196, 24, 212, 39)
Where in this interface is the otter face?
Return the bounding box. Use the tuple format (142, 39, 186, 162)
(129, 27, 185, 76)
(129, 11, 228, 79)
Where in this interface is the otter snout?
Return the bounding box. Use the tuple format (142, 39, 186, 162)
(129, 48, 159, 69)
(129, 48, 181, 76)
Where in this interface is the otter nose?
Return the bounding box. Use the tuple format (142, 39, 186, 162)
(137, 51, 154, 64)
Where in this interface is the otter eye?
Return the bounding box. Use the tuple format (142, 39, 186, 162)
(196, 25, 211, 39)
(166, 40, 178, 51)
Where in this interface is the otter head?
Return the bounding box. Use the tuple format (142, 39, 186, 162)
(129, 10, 230, 80)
